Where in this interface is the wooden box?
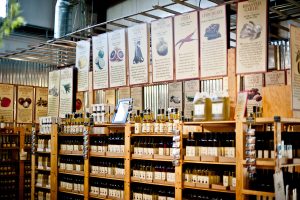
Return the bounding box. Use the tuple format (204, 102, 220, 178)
(218, 156, 236, 163)
(211, 184, 228, 190)
(184, 156, 201, 161)
(201, 155, 218, 162)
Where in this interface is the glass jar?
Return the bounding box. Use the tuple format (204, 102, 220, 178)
(193, 92, 212, 121)
(211, 92, 230, 121)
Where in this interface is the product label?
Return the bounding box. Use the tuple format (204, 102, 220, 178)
(172, 123, 178, 131)
(194, 104, 205, 116)
(185, 173, 191, 182)
(192, 175, 198, 183)
(161, 172, 166, 181)
(135, 123, 141, 134)
(257, 150, 263, 158)
(263, 150, 269, 159)
(146, 123, 151, 133)
(154, 171, 162, 180)
(212, 102, 223, 115)
(232, 177, 236, 187)
(159, 147, 164, 156)
(154, 123, 160, 133)
(159, 123, 165, 133)
(223, 175, 229, 187)
(201, 147, 208, 156)
(142, 123, 147, 133)
(167, 122, 173, 133)
(146, 171, 153, 180)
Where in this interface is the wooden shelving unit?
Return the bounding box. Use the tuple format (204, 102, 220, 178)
(236, 117, 300, 200)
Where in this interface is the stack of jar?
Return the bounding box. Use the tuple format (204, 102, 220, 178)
(92, 104, 115, 124)
(37, 139, 51, 152)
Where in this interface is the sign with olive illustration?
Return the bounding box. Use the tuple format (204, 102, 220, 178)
(18, 97, 32, 108)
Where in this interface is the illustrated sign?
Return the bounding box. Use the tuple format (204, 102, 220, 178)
(35, 87, 48, 122)
(291, 25, 300, 110)
(59, 68, 75, 118)
(48, 70, 60, 117)
(76, 40, 90, 91)
(0, 84, 14, 122)
(17, 86, 34, 123)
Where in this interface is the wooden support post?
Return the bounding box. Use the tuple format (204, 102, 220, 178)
(227, 48, 237, 120)
(31, 154, 36, 200)
(236, 121, 244, 200)
(175, 123, 183, 199)
(124, 124, 132, 200)
(18, 127, 25, 200)
(50, 124, 58, 200)
(84, 127, 90, 200)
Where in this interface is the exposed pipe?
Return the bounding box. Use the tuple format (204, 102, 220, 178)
(54, 0, 72, 38)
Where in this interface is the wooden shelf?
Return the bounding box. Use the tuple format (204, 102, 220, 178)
(59, 150, 83, 156)
(58, 134, 83, 137)
(90, 152, 124, 158)
(242, 159, 275, 167)
(36, 151, 51, 154)
(59, 188, 84, 196)
(242, 189, 274, 197)
(0, 133, 19, 136)
(36, 167, 51, 172)
(36, 134, 51, 136)
(89, 193, 122, 200)
(184, 185, 235, 194)
(131, 177, 175, 187)
(131, 133, 174, 137)
(94, 123, 126, 128)
(183, 160, 236, 165)
(281, 163, 300, 167)
(0, 147, 19, 150)
(241, 117, 300, 124)
(184, 121, 236, 126)
(131, 154, 173, 161)
(90, 173, 124, 181)
(59, 169, 84, 176)
(35, 185, 50, 190)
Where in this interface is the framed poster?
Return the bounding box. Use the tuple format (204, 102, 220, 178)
(184, 80, 200, 118)
(244, 73, 264, 114)
(131, 87, 143, 112)
(17, 86, 34, 123)
(108, 29, 127, 88)
(200, 5, 227, 78)
(35, 87, 48, 122)
(265, 71, 285, 86)
(105, 89, 116, 106)
(168, 82, 183, 111)
(151, 17, 174, 83)
(76, 92, 84, 112)
(235, 92, 248, 120)
(59, 68, 75, 118)
(48, 70, 60, 117)
(174, 11, 199, 80)
(92, 33, 109, 89)
(236, 0, 268, 74)
(119, 87, 131, 100)
(76, 40, 90, 91)
(128, 23, 149, 85)
(0, 84, 14, 122)
(290, 25, 300, 110)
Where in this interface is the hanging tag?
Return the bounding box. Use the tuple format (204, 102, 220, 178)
(274, 170, 285, 200)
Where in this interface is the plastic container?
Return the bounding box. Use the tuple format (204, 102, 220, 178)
(211, 92, 230, 121)
(193, 92, 212, 121)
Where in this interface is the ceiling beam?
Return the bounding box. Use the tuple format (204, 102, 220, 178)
(108, 22, 128, 28)
(152, 5, 181, 15)
(172, 0, 199, 10)
(140, 12, 161, 20)
(124, 17, 145, 24)
(94, 26, 112, 32)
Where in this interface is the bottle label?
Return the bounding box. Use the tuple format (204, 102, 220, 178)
(232, 177, 236, 187)
(161, 172, 166, 181)
(146, 123, 151, 133)
(148, 148, 154, 155)
(135, 123, 141, 134)
(192, 175, 198, 183)
(154, 123, 159, 133)
(165, 147, 170, 156)
(197, 175, 204, 184)
(212, 102, 223, 115)
(195, 104, 205, 116)
(138, 147, 143, 155)
(263, 150, 269, 158)
(154, 171, 162, 180)
(228, 147, 235, 158)
(223, 175, 229, 187)
(212, 147, 219, 156)
(142, 123, 147, 133)
(172, 123, 178, 131)
(143, 147, 148, 155)
(97, 146, 103, 152)
(146, 171, 153, 180)
(287, 145, 293, 159)
(159, 148, 164, 156)
(91, 145, 97, 152)
(140, 171, 146, 179)
(184, 173, 190, 182)
(158, 196, 167, 200)
(134, 147, 138, 155)
(159, 123, 165, 133)
(271, 150, 275, 159)
(167, 123, 173, 133)
(201, 147, 208, 156)
(203, 176, 209, 184)
(257, 150, 263, 158)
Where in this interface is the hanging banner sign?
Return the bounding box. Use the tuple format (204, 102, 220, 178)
(48, 70, 60, 117)
(236, 0, 268, 74)
(76, 40, 90, 91)
(92, 33, 109, 89)
(35, 87, 48, 122)
(244, 73, 264, 114)
(17, 86, 34, 123)
(200, 5, 227, 78)
(128, 23, 149, 85)
(174, 11, 199, 80)
(0, 84, 14, 122)
(291, 25, 300, 110)
(169, 82, 183, 111)
(151, 17, 174, 83)
(76, 92, 84, 113)
(108, 29, 127, 88)
(59, 68, 75, 118)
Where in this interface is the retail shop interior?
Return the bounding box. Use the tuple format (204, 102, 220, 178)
(1, 0, 300, 200)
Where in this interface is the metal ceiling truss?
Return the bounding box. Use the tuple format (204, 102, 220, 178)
(1, 0, 299, 67)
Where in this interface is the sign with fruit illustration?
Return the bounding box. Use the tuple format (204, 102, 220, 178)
(236, 0, 267, 74)
(35, 87, 48, 122)
(76, 92, 84, 112)
(17, 86, 34, 123)
(0, 84, 14, 122)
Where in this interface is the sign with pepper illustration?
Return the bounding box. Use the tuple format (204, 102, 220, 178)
(35, 87, 48, 122)
(17, 86, 34, 123)
(0, 84, 14, 122)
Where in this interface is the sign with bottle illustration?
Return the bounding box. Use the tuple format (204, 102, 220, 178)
(76, 92, 84, 112)
(0, 84, 14, 122)
(92, 33, 109, 89)
(291, 25, 300, 110)
(59, 68, 75, 118)
(35, 87, 48, 122)
(17, 86, 34, 123)
(200, 5, 227, 78)
(127, 23, 149, 85)
(236, 0, 267, 74)
(244, 73, 263, 115)
(151, 17, 174, 83)
(184, 80, 200, 118)
(174, 11, 199, 80)
(265, 71, 285, 86)
(108, 29, 127, 88)
(48, 70, 60, 117)
(76, 40, 90, 91)
(131, 87, 143, 113)
(168, 82, 183, 111)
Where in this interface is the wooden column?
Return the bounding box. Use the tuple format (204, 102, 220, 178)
(175, 123, 183, 199)
(50, 124, 58, 200)
(18, 127, 25, 200)
(227, 48, 237, 120)
(31, 125, 36, 200)
(236, 121, 244, 200)
(124, 124, 132, 200)
(84, 127, 90, 200)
